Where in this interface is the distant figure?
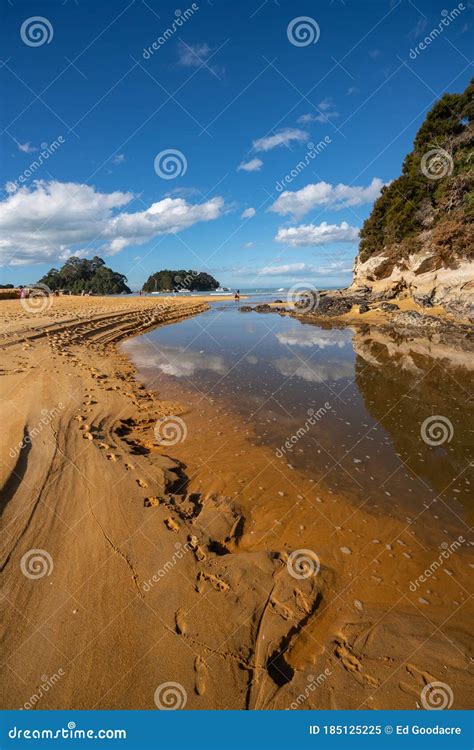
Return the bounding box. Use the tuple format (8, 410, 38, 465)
(19, 286, 26, 299)
(234, 289, 240, 301)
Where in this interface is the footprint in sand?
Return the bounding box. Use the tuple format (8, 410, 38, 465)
(164, 517, 180, 532)
(188, 535, 206, 562)
(136, 478, 148, 488)
(106, 454, 117, 462)
(194, 656, 207, 696)
(125, 463, 134, 471)
(175, 608, 186, 635)
(334, 638, 379, 688)
(197, 571, 229, 592)
(144, 496, 159, 508)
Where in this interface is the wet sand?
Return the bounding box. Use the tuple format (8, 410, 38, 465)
(0, 296, 472, 710)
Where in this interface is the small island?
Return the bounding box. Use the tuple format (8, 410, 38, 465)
(39, 256, 131, 295)
(142, 269, 220, 293)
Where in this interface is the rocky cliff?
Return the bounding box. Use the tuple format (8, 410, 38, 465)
(351, 79, 473, 319)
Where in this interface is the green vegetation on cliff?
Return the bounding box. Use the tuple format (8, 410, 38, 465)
(39, 257, 131, 294)
(358, 79, 473, 265)
(142, 270, 219, 292)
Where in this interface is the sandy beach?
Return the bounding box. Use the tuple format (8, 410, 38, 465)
(1, 295, 472, 710)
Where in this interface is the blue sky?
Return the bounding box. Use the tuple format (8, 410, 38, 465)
(1, 0, 472, 289)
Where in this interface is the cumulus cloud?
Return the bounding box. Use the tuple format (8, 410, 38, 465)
(16, 141, 37, 154)
(269, 177, 385, 219)
(0, 180, 225, 266)
(232, 259, 352, 279)
(253, 128, 309, 152)
(123, 342, 227, 378)
(257, 262, 307, 276)
(297, 98, 339, 125)
(241, 207, 256, 219)
(276, 328, 352, 348)
(237, 157, 263, 172)
(177, 41, 212, 67)
(177, 41, 223, 76)
(275, 221, 359, 247)
(274, 356, 354, 383)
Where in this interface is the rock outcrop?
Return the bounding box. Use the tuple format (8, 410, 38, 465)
(351, 79, 474, 320)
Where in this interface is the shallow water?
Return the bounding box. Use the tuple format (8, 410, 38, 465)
(123, 298, 473, 528)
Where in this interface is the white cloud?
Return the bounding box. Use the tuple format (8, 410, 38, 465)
(276, 328, 352, 348)
(177, 41, 212, 67)
(112, 153, 125, 164)
(275, 221, 359, 247)
(253, 128, 309, 152)
(256, 262, 308, 276)
(270, 177, 385, 219)
(241, 207, 256, 219)
(231, 259, 352, 279)
(297, 98, 339, 125)
(243, 241, 254, 248)
(237, 157, 263, 172)
(0, 180, 225, 266)
(177, 41, 223, 75)
(17, 141, 37, 154)
(123, 342, 227, 378)
(274, 356, 354, 383)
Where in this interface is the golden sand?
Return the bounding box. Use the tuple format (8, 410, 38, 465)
(0, 296, 471, 709)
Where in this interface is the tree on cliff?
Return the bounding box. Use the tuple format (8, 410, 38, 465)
(38, 257, 131, 294)
(358, 78, 473, 264)
(142, 270, 220, 292)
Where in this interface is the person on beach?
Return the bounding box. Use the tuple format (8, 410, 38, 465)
(234, 289, 240, 301)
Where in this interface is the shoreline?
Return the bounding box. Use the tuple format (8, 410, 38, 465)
(1, 296, 472, 710)
(252, 294, 473, 333)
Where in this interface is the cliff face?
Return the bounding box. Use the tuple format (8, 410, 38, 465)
(351, 80, 474, 318)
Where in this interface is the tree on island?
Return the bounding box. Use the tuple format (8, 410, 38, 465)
(142, 269, 220, 292)
(38, 257, 131, 295)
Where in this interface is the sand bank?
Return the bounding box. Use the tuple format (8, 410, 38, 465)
(0, 296, 472, 710)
